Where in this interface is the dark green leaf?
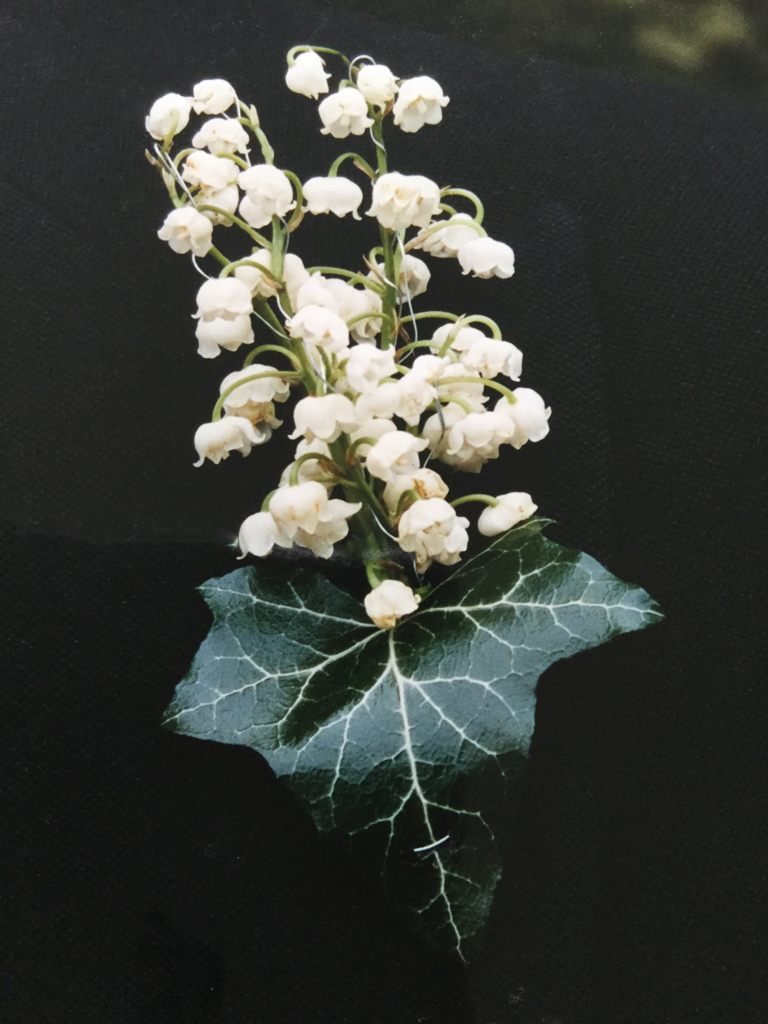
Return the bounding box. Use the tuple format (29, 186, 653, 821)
(163, 519, 662, 954)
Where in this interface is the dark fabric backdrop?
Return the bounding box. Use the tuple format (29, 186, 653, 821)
(1, 1, 765, 1021)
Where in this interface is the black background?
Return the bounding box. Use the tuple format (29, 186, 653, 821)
(1, 1, 766, 1021)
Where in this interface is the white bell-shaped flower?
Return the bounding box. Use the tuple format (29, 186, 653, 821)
(193, 416, 260, 466)
(392, 76, 449, 133)
(392, 372, 437, 426)
(478, 493, 538, 537)
(409, 354, 449, 384)
(279, 438, 334, 488)
(318, 88, 373, 139)
(347, 418, 397, 457)
(458, 237, 515, 279)
(294, 497, 362, 558)
(356, 64, 399, 108)
(145, 93, 192, 140)
(364, 579, 421, 628)
(495, 389, 551, 449)
(285, 51, 331, 99)
(182, 151, 239, 195)
(194, 277, 253, 321)
(220, 364, 291, 408)
(157, 208, 213, 257)
(303, 176, 364, 219)
(192, 79, 236, 115)
(354, 381, 401, 422)
(238, 165, 295, 228)
(283, 253, 311, 310)
(269, 481, 328, 538)
(383, 467, 449, 512)
(238, 511, 280, 557)
(287, 304, 350, 353)
(198, 183, 239, 225)
(416, 214, 479, 258)
(397, 498, 469, 570)
(445, 410, 516, 462)
(366, 431, 427, 484)
(435, 363, 488, 406)
(192, 117, 250, 155)
(195, 315, 254, 358)
(295, 274, 339, 313)
(395, 254, 430, 300)
(459, 337, 523, 381)
(367, 172, 442, 231)
(233, 249, 280, 298)
(343, 346, 397, 394)
(322, 280, 383, 342)
(290, 394, 358, 443)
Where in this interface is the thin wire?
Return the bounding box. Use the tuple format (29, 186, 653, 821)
(191, 254, 212, 279)
(154, 144, 196, 204)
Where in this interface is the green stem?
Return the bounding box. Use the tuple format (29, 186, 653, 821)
(442, 188, 485, 224)
(253, 127, 274, 164)
(270, 216, 285, 280)
(305, 267, 385, 296)
(463, 315, 502, 339)
(286, 44, 350, 67)
(289, 452, 329, 486)
(346, 436, 379, 460)
(220, 258, 278, 282)
(328, 152, 376, 179)
(206, 245, 230, 267)
(404, 216, 485, 253)
(281, 169, 304, 231)
(218, 152, 249, 170)
(212, 370, 301, 420)
(243, 344, 302, 369)
(450, 493, 499, 508)
(400, 310, 459, 325)
(394, 488, 421, 518)
(195, 206, 271, 247)
(435, 376, 517, 404)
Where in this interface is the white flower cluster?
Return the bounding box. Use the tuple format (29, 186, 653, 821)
(146, 49, 550, 631)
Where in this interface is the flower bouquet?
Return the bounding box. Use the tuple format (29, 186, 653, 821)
(144, 46, 662, 956)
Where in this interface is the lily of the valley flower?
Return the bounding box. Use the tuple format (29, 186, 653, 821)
(303, 176, 364, 219)
(145, 93, 192, 140)
(290, 394, 358, 443)
(416, 213, 479, 258)
(233, 249, 281, 298)
(195, 315, 254, 358)
(356, 64, 399, 108)
(194, 278, 253, 321)
(238, 511, 280, 557)
(458, 237, 515, 279)
(365, 431, 427, 484)
(397, 497, 469, 570)
(367, 172, 442, 231)
(182, 151, 239, 195)
(157, 207, 213, 257)
(287, 304, 350, 353)
(197, 183, 239, 225)
(364, 579, 421, 628)
(192, 118, 250, 155)
(285, 51, 331, 99)
(477, 492, 538, 536)
(383, 467, 449, 512)
(495, 389, 551, 448)
(193, 416, 261, 466)
(219, 364, 291, 408)
(269, 481, 361, 558)
(392, 76, 449, 133)
(343, 345, 398, 393)
(238, 165, 295, 228)
(318, 88, 373, 139)
(192, 79, 237, 115)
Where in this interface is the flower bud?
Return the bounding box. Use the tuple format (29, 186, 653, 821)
(318, 87, 373, 139)
(157, 207, 213, 257)
(303, 176, 364, 220)
(285, 51, 331, 99)
(193, 416, 260, 466)
(192, 79, 237, 115)
(364, 580, 421, 629)
(458, 237, 515, 280)
(392, 76, 449, 133)
(145, 92, 191, 140)
(356, 64, 399, 108)
(477, 493, 538, 536)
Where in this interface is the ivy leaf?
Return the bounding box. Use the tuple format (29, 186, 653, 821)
(163, 519, 662, 954)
